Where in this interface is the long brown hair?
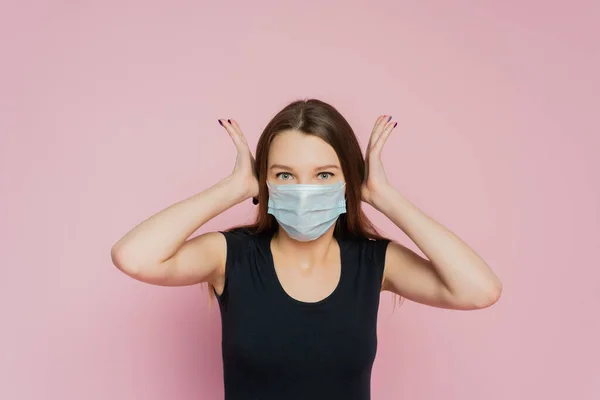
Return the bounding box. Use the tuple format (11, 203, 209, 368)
(232, 98, 386, 240)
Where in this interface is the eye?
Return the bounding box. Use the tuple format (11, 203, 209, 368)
(276, 172, 293, 180)
(317, 172, 334, 180)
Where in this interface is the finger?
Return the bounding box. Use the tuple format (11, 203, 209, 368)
(371, 120, 397, 157)
(227, 119, 249, 146)
(219, 119, 246, 152)
(367, 115, 385, 153)
(371, 115, 388, 135)
(368, 115, 386, 144)
(369, 115, 392, 149)
(222, 119, 245, 144)
(229, 119, 256, 165)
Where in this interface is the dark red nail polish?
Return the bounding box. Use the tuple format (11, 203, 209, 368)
(394, 122, 397, 127)
(218, 119, 223, 126)
(228, 119, 231, 124)
(252, 197, 258, 205)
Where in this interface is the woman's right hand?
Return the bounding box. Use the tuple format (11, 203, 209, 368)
(219, 119, 259, 202)
(111, 119, 259, 288)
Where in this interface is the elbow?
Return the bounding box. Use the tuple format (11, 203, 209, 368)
(452, 279, 502, 310)
(111, 244, 142, 276)
(473, 279, 503, 309)
(110, 245, 167, 284)
(111, 245, 127, 272)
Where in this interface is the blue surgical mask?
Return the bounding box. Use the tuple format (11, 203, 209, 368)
(267, 180, 347, 242)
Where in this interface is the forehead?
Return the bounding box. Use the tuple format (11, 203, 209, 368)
(268, 130, 340, 167)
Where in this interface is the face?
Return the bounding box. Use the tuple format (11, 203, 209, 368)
(267, 130, 345, 186)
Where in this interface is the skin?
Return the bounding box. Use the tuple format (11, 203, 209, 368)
(267, 130, 347, 303)
(111, 116, 502, 310)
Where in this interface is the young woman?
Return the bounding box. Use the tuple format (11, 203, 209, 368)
(111, 98, 502, 400)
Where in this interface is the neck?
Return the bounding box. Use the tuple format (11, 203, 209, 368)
(271, 226, 338, 269)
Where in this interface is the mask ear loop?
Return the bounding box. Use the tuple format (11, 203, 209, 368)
(254, 179, 284, 205)
(257, 181, 273, 204)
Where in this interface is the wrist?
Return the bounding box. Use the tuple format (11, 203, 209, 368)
(369, 184, 396, 213)
(221, 175, 254, 204)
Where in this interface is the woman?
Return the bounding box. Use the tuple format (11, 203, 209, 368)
(111, 98, 502, 400)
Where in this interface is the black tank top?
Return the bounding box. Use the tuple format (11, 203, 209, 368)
(213, 227, 390, 400)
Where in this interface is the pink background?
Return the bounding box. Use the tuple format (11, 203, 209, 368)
(2, 1, 599, 399)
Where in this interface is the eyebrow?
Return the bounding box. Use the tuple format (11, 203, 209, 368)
(269, 164, 340, 170)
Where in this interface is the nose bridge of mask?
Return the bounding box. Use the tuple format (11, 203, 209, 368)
(268, 181, 345, 208)
(267, 180, 345, 194)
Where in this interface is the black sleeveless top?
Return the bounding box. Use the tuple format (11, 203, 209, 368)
(213, 227, 390, 400)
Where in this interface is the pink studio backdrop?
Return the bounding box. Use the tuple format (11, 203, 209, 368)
(1, 1, 599, 399)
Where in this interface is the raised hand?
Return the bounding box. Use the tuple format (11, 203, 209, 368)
(362, 115, 397, 206)
(219, 119, 259, 202)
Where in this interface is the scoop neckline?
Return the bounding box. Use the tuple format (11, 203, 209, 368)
(264, 232, 345, 308)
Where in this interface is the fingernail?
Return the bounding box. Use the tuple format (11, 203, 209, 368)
(394, 122, 397, 127)
(252, 197, 258, 205)
(218, 119, 223, 126)
(388, 116, 392, 122)
(228, 119, 231, 124)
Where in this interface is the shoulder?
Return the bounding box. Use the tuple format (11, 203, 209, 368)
(341, 235, 392, 292)
(219, 226, 268, 261)
(345, 235, 391, 260)
(213, 227, 265, 298)
(221, 226, 255, 241)
(344, 235, 391, 269)
(220, 226, 264, 244)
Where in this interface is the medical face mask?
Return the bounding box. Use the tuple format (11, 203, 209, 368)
(267, 180, 347, 242)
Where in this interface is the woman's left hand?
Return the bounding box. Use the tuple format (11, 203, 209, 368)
(361, 115, 397, 207)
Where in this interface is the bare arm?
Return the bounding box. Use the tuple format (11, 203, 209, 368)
(363, 115, 502, 310)
(378, 189, 502, 310)
(110, 119, 258, 287)
(111, 177, 244, 286)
